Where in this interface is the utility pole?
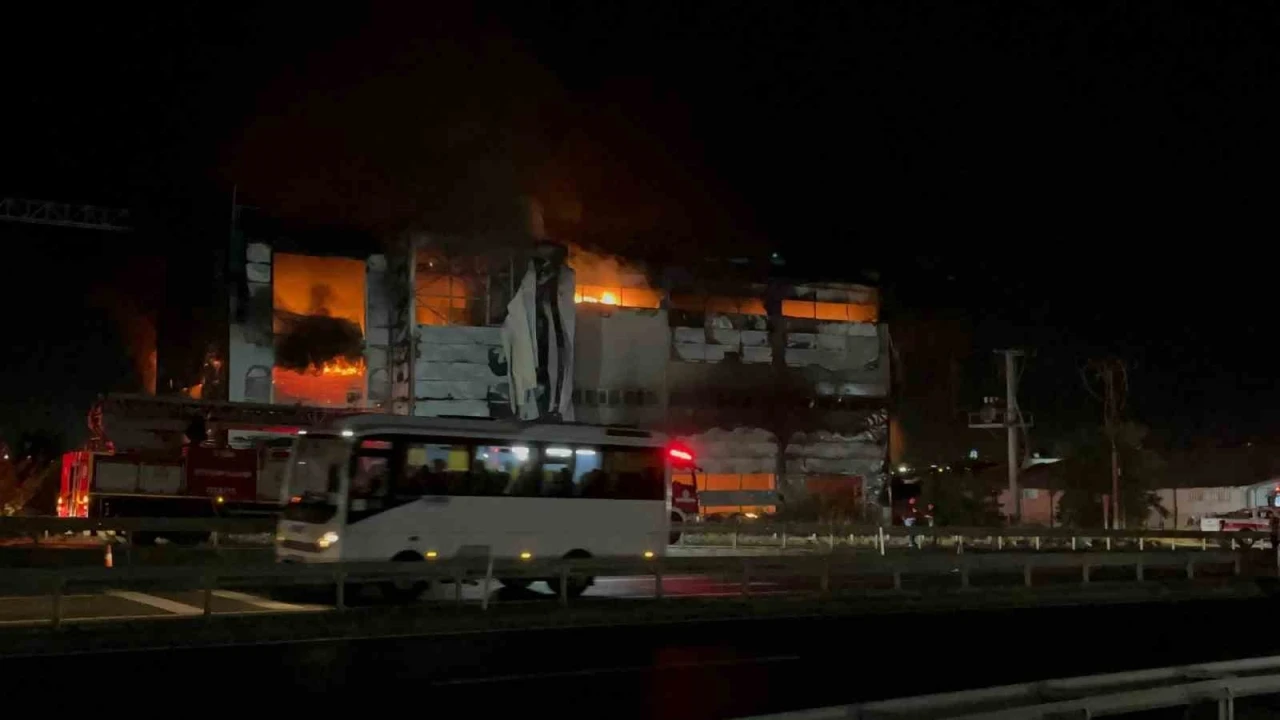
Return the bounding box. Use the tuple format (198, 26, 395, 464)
(1083, 358, 1127, 529)
(969, 349, 1033, 524)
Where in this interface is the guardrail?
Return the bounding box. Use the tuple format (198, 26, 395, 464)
(1, 516, 1272, 554)
(677, 520, 1272, 554)
(740, 655, 1280, 719)
(0, 547, 1249, 629)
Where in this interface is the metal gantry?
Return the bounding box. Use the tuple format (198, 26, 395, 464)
(0, 197, 130, 232)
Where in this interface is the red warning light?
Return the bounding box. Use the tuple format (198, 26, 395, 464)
(668, 447, 695, 464)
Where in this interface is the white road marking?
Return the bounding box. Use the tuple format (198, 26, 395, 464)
(105, 590, 203, 615)
(211, 590, 326, 612)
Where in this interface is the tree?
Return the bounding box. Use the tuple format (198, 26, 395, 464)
(917, 461, 1006, 526)
(1052, 423, 1166, 528)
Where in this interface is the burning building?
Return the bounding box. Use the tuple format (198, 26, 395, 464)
(227, 225, 890, 517)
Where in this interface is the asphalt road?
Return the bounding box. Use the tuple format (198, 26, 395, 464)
(0, 573, 825, 626)
(4, 596, 1280, 719)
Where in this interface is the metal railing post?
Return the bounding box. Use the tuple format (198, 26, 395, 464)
(877, 526, 886, 556)
(1082, 564, 1091, 585)
(1136, 562, 1145, 582)
(956, 535, 963, 555)
(481, 553, 494, 611)
(1072, 536, 1077, 551)
(1106, 537, 1112, 551)
(1138, 536, 1144, 552)
(203, 572, 214, 617)
(1186, 559, 1196, 580)
(997, 535, 1003, 551)
(892, 569, 902, 591)
(1034, 536, 1040, 551)
(1023, 562, 1033, 587)
(781, 527, 788, 550)
(51, 578, 64, 630)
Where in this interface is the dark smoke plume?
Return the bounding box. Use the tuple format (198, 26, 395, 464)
(274, 311, 364, 373)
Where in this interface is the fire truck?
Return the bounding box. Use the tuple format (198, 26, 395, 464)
(57, 394, 362, 541)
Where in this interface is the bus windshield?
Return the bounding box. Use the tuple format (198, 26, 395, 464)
(281, 436, 349, 522)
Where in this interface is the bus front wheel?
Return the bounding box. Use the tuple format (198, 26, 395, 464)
(546, 550, 592, 599)
(381, 551, 429, 602)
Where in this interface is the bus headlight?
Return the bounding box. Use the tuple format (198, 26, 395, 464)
(317, 531, 340, 549)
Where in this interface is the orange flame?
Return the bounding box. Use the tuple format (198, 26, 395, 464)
(315, 357, 364, 377)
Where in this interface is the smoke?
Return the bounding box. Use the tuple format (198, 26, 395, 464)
(273, 311, 364, 373)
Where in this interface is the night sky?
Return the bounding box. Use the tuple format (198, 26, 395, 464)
(2, 2, 1277, 448)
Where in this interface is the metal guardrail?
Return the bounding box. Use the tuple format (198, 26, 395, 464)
(0, 548, 1247, 629)
(0, 517, 274, 536)
(741, 655, 1280, 719)
(1, 516, 1266, 546)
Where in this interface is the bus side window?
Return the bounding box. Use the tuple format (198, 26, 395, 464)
(402, 442, 471, 496)
(573, 447, 606, 497)
(351, 455, 390, 502)
(603, 448, 665, 501)
(474, 445, 533, 496)
(542, 447, 575, 497)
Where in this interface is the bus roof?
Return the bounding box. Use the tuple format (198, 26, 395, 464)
(327, 414, 668, 448)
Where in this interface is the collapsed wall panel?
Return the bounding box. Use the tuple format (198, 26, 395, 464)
(415, 325, 506, 418)
(573, 307, 668, 427)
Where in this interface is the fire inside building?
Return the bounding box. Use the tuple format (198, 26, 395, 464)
(224, 224, 891, 519)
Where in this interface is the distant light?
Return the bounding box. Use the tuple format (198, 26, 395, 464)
(425, 550, 438, 559)
(968, 449, 979, 460)
(519, 551, 532, 560)
(897, 464, 910, 474)
(575, 448, 597, 456)
(546, 447, 573, 458)
(512, 446, 530, 461)
(744, 512, 759, 520)
(318, 531, 339, 549)
(297, 430, 308, 436)
(340, 429, 354, 438)
(215, 495, 225, 504)
(643, 551, 655, 559)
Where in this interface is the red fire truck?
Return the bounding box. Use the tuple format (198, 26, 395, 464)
(57, 394, 359, 541)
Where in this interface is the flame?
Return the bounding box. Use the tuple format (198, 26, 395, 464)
(318, 357, 364, 376)
(568, 245, 659, 309)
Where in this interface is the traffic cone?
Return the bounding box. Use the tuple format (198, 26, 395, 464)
(104, 542, 113, 569)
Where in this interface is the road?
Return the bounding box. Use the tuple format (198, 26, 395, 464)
(4, 596, 1280, 719)
(0, 573, 816, 626)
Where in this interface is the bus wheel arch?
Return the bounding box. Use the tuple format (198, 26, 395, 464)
(547, 548, 593, 599)
(381, 550, 429, 602)
(669, 510, 686, 545)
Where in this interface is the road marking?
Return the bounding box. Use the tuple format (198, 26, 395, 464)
(211, 590, 326, 612)
(105, 590, 203, 615)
